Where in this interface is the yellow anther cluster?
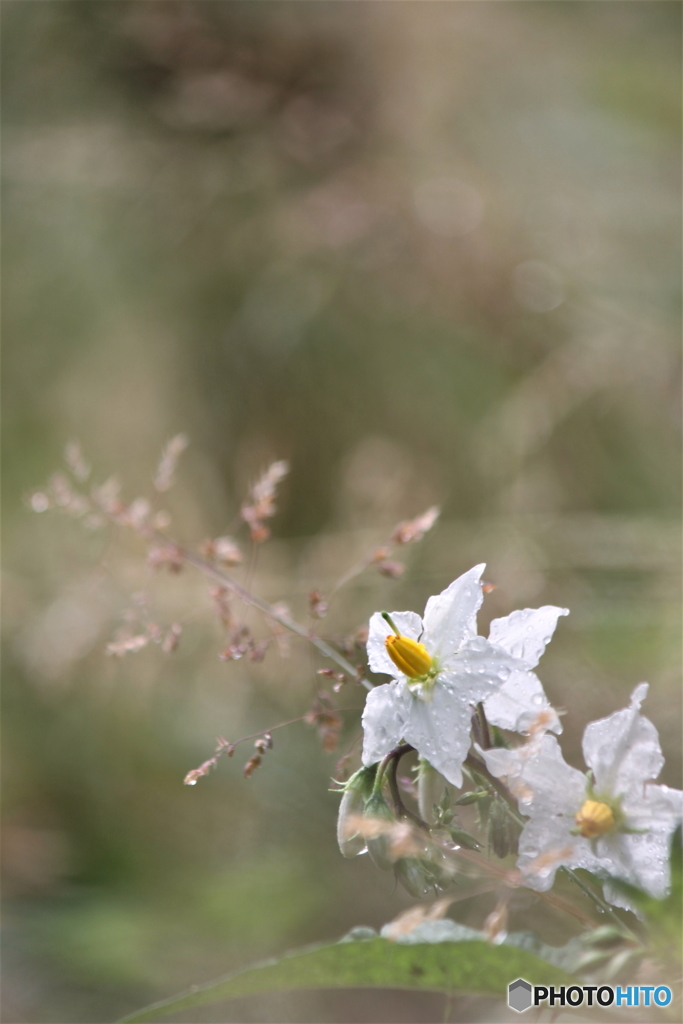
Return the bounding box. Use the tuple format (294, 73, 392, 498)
(385, 634, 434, 679)
(575, 799, 615, 839)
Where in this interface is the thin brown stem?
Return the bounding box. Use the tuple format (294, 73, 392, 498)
(157, 535, 373, 690)
(231, 707, 363, 750)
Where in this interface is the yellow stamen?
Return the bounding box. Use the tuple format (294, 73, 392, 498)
(575, 799, 615, 839)
(385, 634, 434, 679)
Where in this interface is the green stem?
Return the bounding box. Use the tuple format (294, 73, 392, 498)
(386, 750, 431, 832)
(561, 867, 638, 941)
(372, 743, 413, 797)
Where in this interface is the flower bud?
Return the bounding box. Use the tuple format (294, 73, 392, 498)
(363, 791, 396, 871)
(575, 799, 615, 839)
(394, 857, 432, 898)
(384, 635, 433, 679)
(336, 766, 376, 858)
(488, 797, 518, 858)
(417, 758, 446, 825)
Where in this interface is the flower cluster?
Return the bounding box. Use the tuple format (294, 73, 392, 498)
(349, 565, 682, 910)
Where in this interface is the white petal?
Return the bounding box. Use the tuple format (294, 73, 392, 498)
(582, 684, 664, 797)
(595, 785, 682, 903)
(400, 681, 473, 787)
(484, 670, 562, 736)
(443, 636, 519, 704)
(516, 814, 608, 892)
(421, 564, 485, 658)
(361, 680, 412, 766)
(366, 610, 423, 676)
(480, 734, 585, 815)
(623, 782, 683, 833)
(488, 606, 569, 670)
(596, 828, 675, 902)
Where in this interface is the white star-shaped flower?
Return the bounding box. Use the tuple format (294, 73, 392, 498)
(480, 683, 683, 905)
(361, 564, 566, 787)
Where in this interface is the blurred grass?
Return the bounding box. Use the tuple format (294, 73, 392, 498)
(2, 2, 680, 1022)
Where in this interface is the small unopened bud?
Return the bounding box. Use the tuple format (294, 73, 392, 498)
(243, 754, 262, 778)
(249, 524, 270, 545)
(394, 857, 432, 898)
(377, 559, 405, 579)
(336, 765, 376, 858)
(363, 791, 396, 871)
(390, 507, 440, 545)
(417, 758, 446, 825)
(575, 799, 615, 838)
(184, 758, 217, 785)
(453, 789, 490, 806)
(254, 733, 273, 754)
(308, 590, 328, 619)
(213, 536, 243, 565)
(488, 798, 517, 858)
(162, 623, 182, 654)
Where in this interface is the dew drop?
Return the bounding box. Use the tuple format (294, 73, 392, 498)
(532, 694, 543, 706)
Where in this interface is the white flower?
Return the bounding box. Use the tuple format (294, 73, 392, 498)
(361, 564, 565, 787)
(480, 684, 683, 905)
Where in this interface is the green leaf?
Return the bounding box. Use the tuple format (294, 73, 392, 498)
(116, 921, 576, 1023)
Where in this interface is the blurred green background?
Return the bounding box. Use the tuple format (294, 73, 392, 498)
(2, 2, 681, 1022)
